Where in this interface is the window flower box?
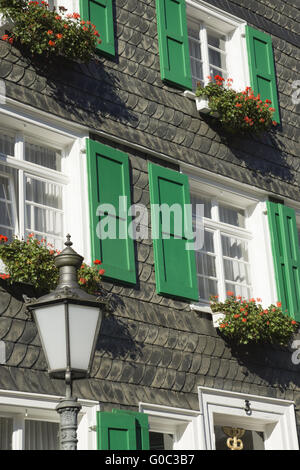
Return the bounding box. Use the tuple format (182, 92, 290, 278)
(211, 311, 225, 328)
(210, 293, 299, 347)
(195, 96, 211, 114)
(195, 76, 278, 135)
(0, 1, 101, 63)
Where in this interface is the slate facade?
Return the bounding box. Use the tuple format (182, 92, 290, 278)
(0, 0, 299, 450)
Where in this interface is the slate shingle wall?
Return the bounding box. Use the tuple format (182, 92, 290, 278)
(0, 0, 300, 442)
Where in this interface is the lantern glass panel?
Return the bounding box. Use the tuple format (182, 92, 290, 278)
(68, 304, 101, 372)
(34, 304, 67, 372)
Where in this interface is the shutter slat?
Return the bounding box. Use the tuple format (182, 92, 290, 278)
(246, 26, 280, 124)
(148, 163, 198, 301)
(86, 139, 136, 285)
(156, 0, 192, 90)
(79, 0, 115, 57)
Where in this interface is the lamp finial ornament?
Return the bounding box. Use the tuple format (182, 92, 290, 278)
(65, 234, 72, 247)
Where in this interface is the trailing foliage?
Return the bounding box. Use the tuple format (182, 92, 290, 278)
(0, 0, 101, 62)
(196, 75, 278, 135)
(210, 292, 298, 347)
(0, 234, 105, 295)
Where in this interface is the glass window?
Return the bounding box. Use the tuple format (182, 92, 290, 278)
(0, 417, 13, 450)
(0, 130, 65, 249)
(214, 426, 264, 450)
(0, 131, 14, 156)
(149, 432, 174, 450)
(25, 142, 62, 172)
(192, 192, 251, 303)
(188, 21, 228, 90)
(25, 420, 59, 450)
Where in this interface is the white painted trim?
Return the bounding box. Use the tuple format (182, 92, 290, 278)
(0, 110, 91, 261)
(0, 389, 100, 450)
(139, 403, 204, 450)
(198, 386, 299, 450)
(187, 173, 279, 308)
(186, 0, 250, 91)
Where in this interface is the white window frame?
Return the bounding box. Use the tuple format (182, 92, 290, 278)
(182, 167, 278, 314)
(139, 403, 203, 450)
(198, 386, 299, 450)
(0, 389, 99, 450)
(0, 103, 91, 264)
(185, 0, 250, 92)
(191, 190, 253, 304)
(0, 171, 18, 238)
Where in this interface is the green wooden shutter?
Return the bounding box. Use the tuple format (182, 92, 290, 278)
(267, 201, 300, 320)
(112, 410, 150, 450)
(156, 0, 192, 90)
(148, 163, 198, 301)
(86, 139, 136, 284)
(246, 25, 280, 124)
(79, 0, 115, 57)
(97, 411, 149, 450)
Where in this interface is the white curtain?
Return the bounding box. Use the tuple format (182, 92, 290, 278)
(25, 420, 59, 451)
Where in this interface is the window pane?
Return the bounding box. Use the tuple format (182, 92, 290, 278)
(25, 176, 64, 246)
(0, 417, 13, 450)
(191, 194, 212, 219)
(25, 420, 59, 450)
(219, 204, 245, 228)
(225, 282, 251, 299)
(209, 66, 228, 80)
(214, 426, 264, 450)
(25, 142, 62, 172)
(207, 32, 226, 51)
(25, 176, 63, 210)
(224, 258, 251, 284)
(196, 230, 218, 301)
(221, 235, 249, 261)
(208, 48, 227, 71)
(196, 252, 216, 277)
(0, 173, 15, 240)
(149, 432, 173, 450)
(0, 132, 14, 156)
(188, 25, 204, 88)
(198, 276, 218, 300)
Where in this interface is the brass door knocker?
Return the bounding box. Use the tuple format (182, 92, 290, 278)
(222, 427, 245, 450)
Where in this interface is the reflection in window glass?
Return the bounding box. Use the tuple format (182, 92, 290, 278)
(0, 173, 15, 241)
(0, 132, 14, 156)
(219, 204, 245, 228)
(149, 432, 173, 450)
(25, 142, 62, 172)
(214, 426, 264, 450)
(25, 176, 64, 249)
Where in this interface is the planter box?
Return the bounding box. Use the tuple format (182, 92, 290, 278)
(211, 312, 225, 328)
(195, 96, 211, 113)
(0, 15, 13, 35)
(195, 96, 220, 117)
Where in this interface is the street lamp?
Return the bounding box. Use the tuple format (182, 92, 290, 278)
(25, 235, 105, 450)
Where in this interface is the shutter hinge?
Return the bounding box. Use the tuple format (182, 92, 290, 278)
(89, 425, 97, 432)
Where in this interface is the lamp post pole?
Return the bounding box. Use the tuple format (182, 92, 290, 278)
(56, 370, 82, 451)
